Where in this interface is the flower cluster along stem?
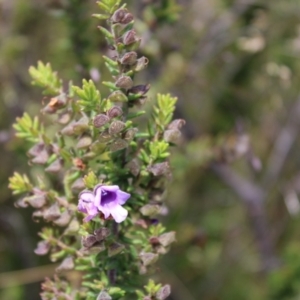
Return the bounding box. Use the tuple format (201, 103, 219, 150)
(9, 1, 185, 299)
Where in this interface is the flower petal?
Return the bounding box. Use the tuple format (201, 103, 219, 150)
(79, 191, 94, 203)
(93, 184, 103, 208)
(101, 185, 119, 192)
(116, 190, 130, 205)
(110, 205, 128, 223)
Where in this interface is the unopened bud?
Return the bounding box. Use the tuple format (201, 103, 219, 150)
(94, 114, 110, 128)
(135, 56, 149, 72)
(129, 84, 150, 96)
(123, 30, 138, 45)
(109, 120, 126, 135)
(107, 106, 123, 119)
(111, 8, 126, 23)
(120, 51, 137, 65)
(115, 75, 133, 89)
(108, 90, 128, 102)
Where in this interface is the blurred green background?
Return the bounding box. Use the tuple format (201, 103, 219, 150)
(2, 0, 300, 299)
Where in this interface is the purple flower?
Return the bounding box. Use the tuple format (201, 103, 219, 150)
(78, 184, 130, 223)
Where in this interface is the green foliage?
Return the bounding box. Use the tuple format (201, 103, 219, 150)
(29, 61, 62, 95)
(8, 172, 33, 195)
(13, 113, 44, 143)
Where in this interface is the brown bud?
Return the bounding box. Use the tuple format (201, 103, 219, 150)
(107, 106, 123, 119)
(119, 51, 137, 65)
(24, 195, 47, 209)
(129, 84, 150, 96)
(147, 162, 170, 176)
(108, 242, 125, 257)
(54, 210, 72, 227)
(123, 30, 138, 45)
(158, 232, 176, 247)
(124, 128, 137, 141)
(109, 120, 126, 135)
(93, 114, 110, 128)
(111, 8, 127, 23)
(156, 285, 171, 300)
(45, 159, 63, 173)
(121, 13, 134, 24)
(109, 139, 128, 152)
(115, 75, 133, 90)
(167, 119, 186, 130)
(44, 203, 61, 221)
(135, 56, 149, 72)
(76, 135, 92, 149)
(82, 235, 98, 248)
(140, 204, 161, 217)
(94, 227, 110, 242)
(34, 241, 50, 256)
(108, 90, 128, 102)
(56, 256, 74, 273)
(139, 252, 158, 266)
(31, 149, 49, 165)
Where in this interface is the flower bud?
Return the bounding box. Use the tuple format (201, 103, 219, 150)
(107, 106, 123, 119)
(108, 90, 128, 102)
(82, 235, 98, 248)
(134, 56, 149, 72)
(123, 30, 138, 45)
(119, 51, 137, 65)
(163, 129, 181, 144)
(99, 129, 112, 143)
(93, 114, 110, 128)
(45, 159, 63, 173)
(129, 84, 150, 96)
(115, 75, 133, 89)
(28, 142, 44, 157)
(57, 111, 71, 125)
(111, 8, 126, 23)
(94, 227, 110, 242)
(109, 120, 126, 135)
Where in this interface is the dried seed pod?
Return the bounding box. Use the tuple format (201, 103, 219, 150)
(82, 235, 98, 248)
(119, 51, 137, 65)
(42, 93, 67, 114)
(93, 114, 110, 128)
(45, 159, 63, 173)
(123, 30, 138, 45)
(57, 111, 71, 125)
(111, 8, 127, 23)
(109, 139, 128, 152)
(109, 120, 126, 135)
(108, 90, 128, 102)
(99, 129, 112, 143)
(129, 84, 150, 96)
(107, 106, 123, 119)
(115, 75, 133, 90)
(61, 121, 76, 136)
(72, 158, 86, 170)
(126, 158, 140, 176)
(163, 129, 181, 144)
(158, 232, 176, 247)
(31, 149, 49, 165)
(72, 116, 89, 134)
(28, 142, 44, 157)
